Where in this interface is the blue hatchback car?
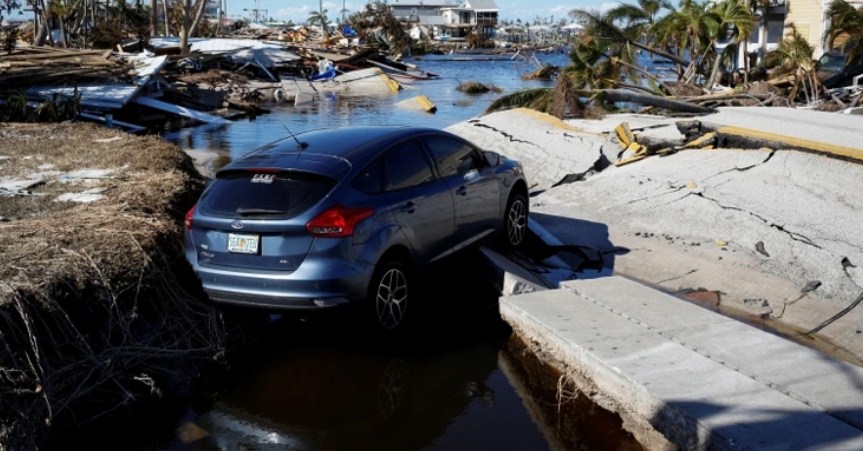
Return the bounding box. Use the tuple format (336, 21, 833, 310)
(184, 126, 529, 330)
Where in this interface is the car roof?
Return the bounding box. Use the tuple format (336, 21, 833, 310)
(217, 126, 450, 177)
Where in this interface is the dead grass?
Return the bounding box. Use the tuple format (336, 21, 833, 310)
(0, 122, 226, 448)
(0, 121, 204, 305)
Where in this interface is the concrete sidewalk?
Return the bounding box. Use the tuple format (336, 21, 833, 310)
(500, 275, 863, 450)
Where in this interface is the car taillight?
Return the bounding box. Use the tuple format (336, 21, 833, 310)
(306, 205, 374, 238)
(184, 205, 196, 230)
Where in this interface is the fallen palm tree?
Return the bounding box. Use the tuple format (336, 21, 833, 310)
(486, 85, 715, 117)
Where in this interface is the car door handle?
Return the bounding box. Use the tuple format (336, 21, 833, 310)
(456, 186, 468, 196)
(401, 201, 416, 214)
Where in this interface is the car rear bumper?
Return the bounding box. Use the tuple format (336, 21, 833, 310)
(203, 288, 352, 310)
(188, 254, 371, 310)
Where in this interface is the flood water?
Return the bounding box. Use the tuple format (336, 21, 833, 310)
(168, 250, 554, 451)
(160, 250, 643, 451)
(153, 52, 645, 451)
(162, 51, 570, 163)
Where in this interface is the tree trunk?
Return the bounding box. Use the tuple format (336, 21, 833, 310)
(34, 0, 50, 45)
(179, 0, 191, 55)
(150, 0, 158, 36)
(628, 39, 691, 68)
(162, 0, 170, 36)
(758, 12, 767, 62)
(706, 41, 727, 89)
(179, 0, 208, 55)
(587, 88, 716, 114)
(188, 0, 208, 38)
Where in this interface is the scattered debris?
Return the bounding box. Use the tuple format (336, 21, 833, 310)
(457, 81, 503, 95)
(613, 121, 649, 166)
(801, 281, 822, 293)
(55, 187, 107, 203)
(521, 64, 558, 81)
(755, 241, 770, 257)
(395, 95, 437, 113)
(0, 37, 433, 131)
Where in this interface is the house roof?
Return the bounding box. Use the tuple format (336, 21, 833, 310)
(463, 0, 498, 11)
(389, 0, 456, 6)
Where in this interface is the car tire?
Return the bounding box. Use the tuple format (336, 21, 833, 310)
(368, 259, 411, 331)
(503, 192, 528, 249)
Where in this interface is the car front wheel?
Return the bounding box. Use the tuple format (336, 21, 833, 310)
(369, 259, 410, 330)
(504, 193, 528, 248)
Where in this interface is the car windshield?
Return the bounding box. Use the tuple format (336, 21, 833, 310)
(199, 170, 335, 219)
(819, 53, 846, 74)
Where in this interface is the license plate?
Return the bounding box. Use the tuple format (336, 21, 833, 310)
(227, 233, 259, 254)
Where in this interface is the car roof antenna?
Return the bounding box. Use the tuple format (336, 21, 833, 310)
(282, 124, 308, 151)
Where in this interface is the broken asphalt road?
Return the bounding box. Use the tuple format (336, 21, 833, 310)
(450, 108, 863, 364)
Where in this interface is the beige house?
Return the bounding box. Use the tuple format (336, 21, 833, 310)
(786, 0, 863, 56)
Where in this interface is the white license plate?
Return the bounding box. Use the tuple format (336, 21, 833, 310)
(227, 233, 259, 254)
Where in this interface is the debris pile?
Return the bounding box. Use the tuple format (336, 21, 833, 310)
(0, 36, 439, 130)
(0, 47, 131, 86)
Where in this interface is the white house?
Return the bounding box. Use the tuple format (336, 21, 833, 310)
(439, 0, 500, 38)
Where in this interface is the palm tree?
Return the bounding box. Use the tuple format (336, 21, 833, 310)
(309, 8, 330, 40)
(608, 0, 672, 39)
(566, 24, 625, 89)
(766, 26, 820, 103)
(661, 0, 718, 83)
(569, 8, 690, 67)
(824, 0, 863, 62)
(704, 0, 753, 88)
(569, 9, 689, 84)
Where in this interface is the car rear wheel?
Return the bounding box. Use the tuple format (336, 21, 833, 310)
(369, 259, 411, 331)
(504, 193, 528, 248)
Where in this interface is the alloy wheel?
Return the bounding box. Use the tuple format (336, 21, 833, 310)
(507, 197, 527, 247)
(375, 267, 408, 329)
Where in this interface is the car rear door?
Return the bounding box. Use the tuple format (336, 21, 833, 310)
(422, 135, 500, 246)
(381, 139, 456, 264)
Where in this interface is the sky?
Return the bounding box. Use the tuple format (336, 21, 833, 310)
(227, 0, 621, 25)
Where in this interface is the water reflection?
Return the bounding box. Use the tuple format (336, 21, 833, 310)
(197, 339, 504, 451)
(168, 250, 552, 451)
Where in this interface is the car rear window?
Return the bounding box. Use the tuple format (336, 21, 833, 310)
(198, 170, 335, 219)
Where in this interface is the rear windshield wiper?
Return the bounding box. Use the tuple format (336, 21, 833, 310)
(236, 208, 286, 216)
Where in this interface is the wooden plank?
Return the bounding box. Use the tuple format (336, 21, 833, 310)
(133, 96, 229, 124)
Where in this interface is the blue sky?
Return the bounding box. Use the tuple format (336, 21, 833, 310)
(229, 0, 621, 24)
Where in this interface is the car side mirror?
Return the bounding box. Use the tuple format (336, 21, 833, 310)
(483, 151, 501, 167)
(464, 169, 480, 181)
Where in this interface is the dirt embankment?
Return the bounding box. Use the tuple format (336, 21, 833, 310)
(0, 123, 226, 449)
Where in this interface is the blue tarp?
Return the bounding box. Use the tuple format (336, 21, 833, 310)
(309, 68, 336, 81)
(341, 24, 357, 37)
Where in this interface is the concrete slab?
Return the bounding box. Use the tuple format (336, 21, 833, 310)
(700, 107, 863, 162)
(448, 109, 612, 191)
(501, 276, 863, 449)
(564, 277, 863, 429)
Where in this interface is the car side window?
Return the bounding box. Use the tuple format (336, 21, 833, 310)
(424, 136, 483, 178)
(353, 158, 384, 194)
(384, 140, 435, 191)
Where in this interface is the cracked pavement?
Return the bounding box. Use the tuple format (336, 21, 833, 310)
(450, 108, 863, 363)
